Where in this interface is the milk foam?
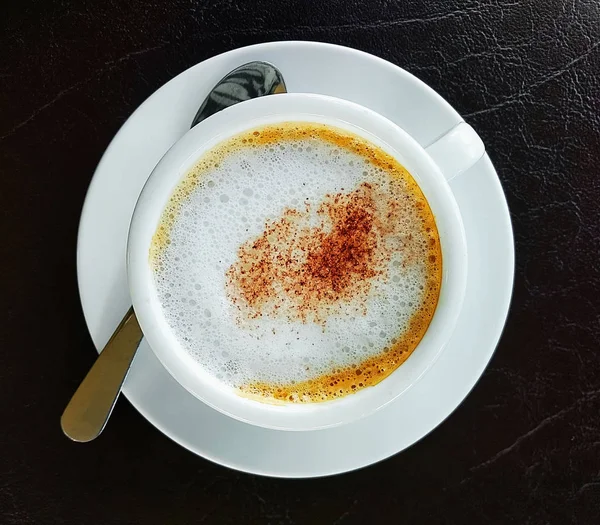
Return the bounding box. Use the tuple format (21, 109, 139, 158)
(151, 123, 441, 402)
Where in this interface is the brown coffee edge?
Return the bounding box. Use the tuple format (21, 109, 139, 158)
(150, 122, 442, 402)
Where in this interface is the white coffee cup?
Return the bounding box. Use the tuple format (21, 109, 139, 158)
(127, 93, 483, 431)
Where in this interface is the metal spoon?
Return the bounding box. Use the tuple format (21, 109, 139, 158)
(61, 62, 287, 442)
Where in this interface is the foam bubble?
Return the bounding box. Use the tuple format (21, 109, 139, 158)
(150, 122, 441, 403)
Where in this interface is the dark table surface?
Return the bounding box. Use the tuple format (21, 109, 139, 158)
(2, 1, 600, 523)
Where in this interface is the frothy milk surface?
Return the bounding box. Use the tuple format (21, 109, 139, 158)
(150, 123, 441, 403)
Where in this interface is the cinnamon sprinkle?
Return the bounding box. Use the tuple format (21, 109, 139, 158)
(226, 182, 406, 324)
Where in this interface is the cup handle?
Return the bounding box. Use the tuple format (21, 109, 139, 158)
(424, 122, 485, 182)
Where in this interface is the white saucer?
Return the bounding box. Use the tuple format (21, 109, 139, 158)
(77, 41, 514, 478)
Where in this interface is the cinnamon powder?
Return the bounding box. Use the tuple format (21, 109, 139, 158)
(226, 182, 403, 325)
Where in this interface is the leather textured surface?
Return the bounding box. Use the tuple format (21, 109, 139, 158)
(1, 1, 599, 523)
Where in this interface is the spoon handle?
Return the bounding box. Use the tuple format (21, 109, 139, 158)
(61, 308, 143, 442)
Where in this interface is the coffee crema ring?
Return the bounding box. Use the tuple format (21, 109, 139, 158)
(150, 122, 441, 403)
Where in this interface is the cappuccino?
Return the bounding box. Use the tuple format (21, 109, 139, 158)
(150, 122, 441, 403)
